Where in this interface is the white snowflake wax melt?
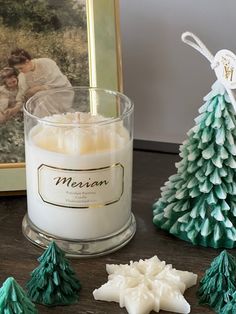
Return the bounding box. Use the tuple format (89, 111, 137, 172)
(93, 256, 197, 314)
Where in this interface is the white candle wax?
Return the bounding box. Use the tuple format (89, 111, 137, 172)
(25, 112, 132, 240)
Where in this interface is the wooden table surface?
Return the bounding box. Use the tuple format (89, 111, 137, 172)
(0, 150, 221, 314)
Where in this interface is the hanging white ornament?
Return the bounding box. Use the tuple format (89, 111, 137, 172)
(181, 32, 236, 111)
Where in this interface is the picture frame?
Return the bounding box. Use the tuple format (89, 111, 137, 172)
(0, 0, 123, 194)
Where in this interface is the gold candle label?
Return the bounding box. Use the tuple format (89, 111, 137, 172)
(37, 163, 124, 208)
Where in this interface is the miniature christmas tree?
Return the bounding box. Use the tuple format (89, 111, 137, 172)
(220, 291, 236, 314)
(26, 241, 81, 306)
(153, 81, 236, 248)
(0, 277, 37, 314)
(197, 250, 236, 312)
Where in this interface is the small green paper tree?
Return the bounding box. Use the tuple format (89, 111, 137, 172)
(26, 241, 81, 306)
(153, 81, 236, 248)
(197, 250, 236, 312)
(0, 277, 37, 314)
(221, 291, 236, 314)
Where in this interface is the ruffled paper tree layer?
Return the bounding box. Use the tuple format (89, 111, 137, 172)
(153, 81, 236, 248)
(26, 241, 81, 306)
(197, 250, 236, 312)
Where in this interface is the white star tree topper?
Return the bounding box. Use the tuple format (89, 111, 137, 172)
(93, 256, 197, 314)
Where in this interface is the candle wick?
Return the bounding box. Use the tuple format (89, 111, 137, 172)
(75, 112, 80, 123)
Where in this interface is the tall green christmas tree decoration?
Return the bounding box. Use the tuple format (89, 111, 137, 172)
(197, 250, 236, 312)
(153, 81, 236, 248)
(26, 241, 81, 306)
(0, 277, 38, 314)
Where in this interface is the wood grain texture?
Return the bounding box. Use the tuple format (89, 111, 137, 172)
(0, 150, 220, 313)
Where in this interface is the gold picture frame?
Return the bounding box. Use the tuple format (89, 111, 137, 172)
(0, 0, 122, 194)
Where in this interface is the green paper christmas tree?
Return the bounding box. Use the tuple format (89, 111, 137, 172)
(153, 81, 236, 248)
(26, 241, 81, 306)
(0, 277, 37, 314)
(197, 250, 236, 312)
(220, 291, 236, 314)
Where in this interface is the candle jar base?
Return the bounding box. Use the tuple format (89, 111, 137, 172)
(22, 213, 136, 257)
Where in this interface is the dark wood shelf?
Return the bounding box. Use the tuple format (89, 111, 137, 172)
(0, 150, 217, 313)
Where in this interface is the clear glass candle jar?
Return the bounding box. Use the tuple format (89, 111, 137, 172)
(22, 87, 136, 257)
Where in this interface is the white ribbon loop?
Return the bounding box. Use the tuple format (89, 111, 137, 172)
(181, 32, 214, 64)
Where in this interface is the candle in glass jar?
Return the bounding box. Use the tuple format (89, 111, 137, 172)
(25, 112, 132, 240)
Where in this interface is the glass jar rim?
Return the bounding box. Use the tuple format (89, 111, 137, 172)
(23, 86, 134, 127)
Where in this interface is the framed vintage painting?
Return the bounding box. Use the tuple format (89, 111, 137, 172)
(0, 0, 123, 194)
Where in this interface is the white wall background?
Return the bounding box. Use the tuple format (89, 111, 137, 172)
(119, 0, 236, 144)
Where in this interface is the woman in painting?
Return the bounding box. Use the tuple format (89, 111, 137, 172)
(0, 67, 24, 163)
(8, 48, 74, 116)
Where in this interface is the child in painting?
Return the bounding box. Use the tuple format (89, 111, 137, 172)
(0, 67, 25, 163)
(0, 67, 24, 123)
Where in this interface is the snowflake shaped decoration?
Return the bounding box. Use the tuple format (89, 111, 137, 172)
(93, 256, 197, 314)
